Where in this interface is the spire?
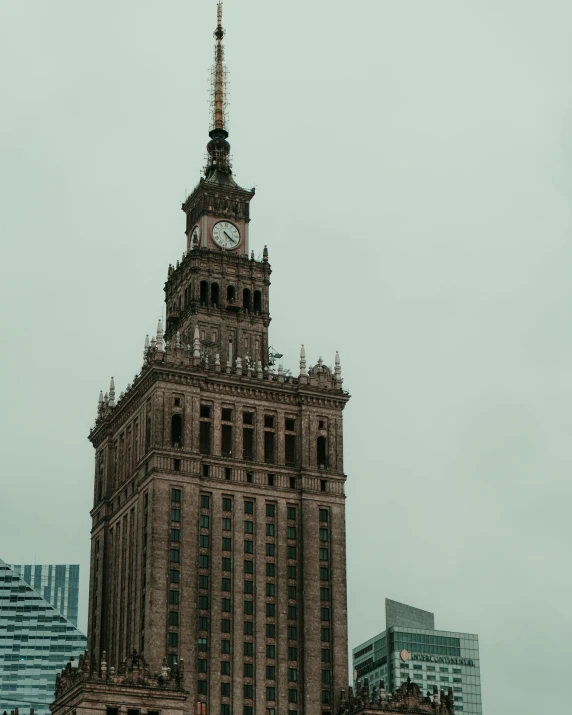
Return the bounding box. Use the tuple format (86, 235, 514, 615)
(206, 2, 232, 177)
(156, 319, 164, 352)
(299, 345, 307, 377)
(108, 377, 115, 407)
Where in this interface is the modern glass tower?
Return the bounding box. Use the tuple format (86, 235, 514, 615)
(352, 599, 482, 715)
(9, 564, 80, 627)
(0, 559, 86, 715)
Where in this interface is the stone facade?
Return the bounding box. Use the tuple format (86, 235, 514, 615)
(338, 679, 454, 715)
(49, 652, 186, 715)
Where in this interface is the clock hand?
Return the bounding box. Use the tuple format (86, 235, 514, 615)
(224, 231, 237, 244)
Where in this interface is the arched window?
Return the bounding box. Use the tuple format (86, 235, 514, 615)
(253, 290, 262, 313)
(227, 285, 236, 302)
(317, 436, 327, 469)
(200, 281, 209, 305)
(171, 414, 183, 448)
(211, 283, 220, 306)
(243, 288, 251, 312)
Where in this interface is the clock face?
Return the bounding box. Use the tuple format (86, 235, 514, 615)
(212, 221, 240, 250)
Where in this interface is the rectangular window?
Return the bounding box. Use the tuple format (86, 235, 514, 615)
(288, 565, 297, 579)
(266, 603, 275, 617)
(173, 458, 181, 471)
(320, 548, 329, 561)
(200, 405, 211, 419)
(288, 606, 297, 619)
(222, 557, 231, 571)
(197, 659, 207, 672)
(201, 495, 210, 509)
(264, 431, 275, 463)
(244, 580, 253, 594)
(288, 626, 297, 640)
(169, 590, 179, 604)
(321, 607, 330, 621)
(285, 434, 297, 466)
(320, 587, 330, 601)
(287, 506, 297, 520)
(288, 585, 297, 599)
(288, 668, 298, 682)
(198, 596, 209, 609)
(225, 467, 231, 480)
(287, 526, 296, 539)
(244, 520, 254, 534)
(285, 417, 296, 431)
(287, 546, 297, 559)
(243, 428, 254, 460)
(247, 471, 253, 482)
(244, 663, 253, 678)
(168, 611, 179, 625)
(222, 537, 231, 551)
(267, 473, 275, 487)
(244, 539, 253, 553)
(221, 640, 231, 654)
(321, 649, 331, 663)
(266, 644, 276, 658)
(221, 619, 231, 633)
(244, 685, 253, 699)
(170, 548, 180, 562)
(198, 637, 207, 652)
(266, 688, 276, 701)
(198, 681, 207, 695)
(244, 560, 254, 574)
(266, 563, 275, 577)
(200, 515, 209, 528)
(222, 517, 231, 530)
(244, 642, 253, 656)
(319, 528, 328, 542)
(266, 665, 276, 680)
(199, 535, 209, 548)
(266, 582, 275, 596)
(222, 497, 232, 512)
(266, 523, 275, 536)
(321, 628, 330, 642)
(264, 414, 275, 428)
(198, 616, 208, 630)
(321, 691, 331, 705)
(244, 500, 254, 514)
(266, 543, 275, 556)
(266, 623, 276, 638)
(222, 407, 233, 422)
(170, 529, 180, 542)
(320, 567, 329, 581)
(199, 422, 211, 454)
(244, 600, 254, 615)
(319, 508, 329, 522)
(221, 578, 231, 591)
(169, 569, 180, 583)
(289, 476, 296, 489)
(168, 632, 178, 646)
(288, 647, 298, 661)
(171, 488, 181, 502)
(243, 411, 254, 425)
(199, 555, 209, 569)
(221, 598, 231, 612)
(244, 621, 254, 635)
(288, 690, 298, 704)
(221, 660, 231, 675)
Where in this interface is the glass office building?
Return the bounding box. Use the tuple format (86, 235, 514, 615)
(9, 564, 80, 627)
(0, 559, 86, 715)
(352, 599, 482, 715)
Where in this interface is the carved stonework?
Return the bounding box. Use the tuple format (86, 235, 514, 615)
(338, 678, 455, 715)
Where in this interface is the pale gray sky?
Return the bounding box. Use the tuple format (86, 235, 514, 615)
(1, 2, 571, 713)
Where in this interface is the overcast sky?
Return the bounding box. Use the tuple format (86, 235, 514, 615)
(1, 1, 571, 713)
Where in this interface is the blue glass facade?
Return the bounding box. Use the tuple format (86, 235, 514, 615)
(0, 560, 86, 715)
(9, 564, 80, 627)
(352, 600, 482, 715)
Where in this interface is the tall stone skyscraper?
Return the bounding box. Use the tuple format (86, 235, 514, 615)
(87, 5, 350, 715)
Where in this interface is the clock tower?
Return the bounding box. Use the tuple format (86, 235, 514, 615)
(83, 5, 351, 715)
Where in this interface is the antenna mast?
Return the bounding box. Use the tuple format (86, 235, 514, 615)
(211, 2, 227, 132)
